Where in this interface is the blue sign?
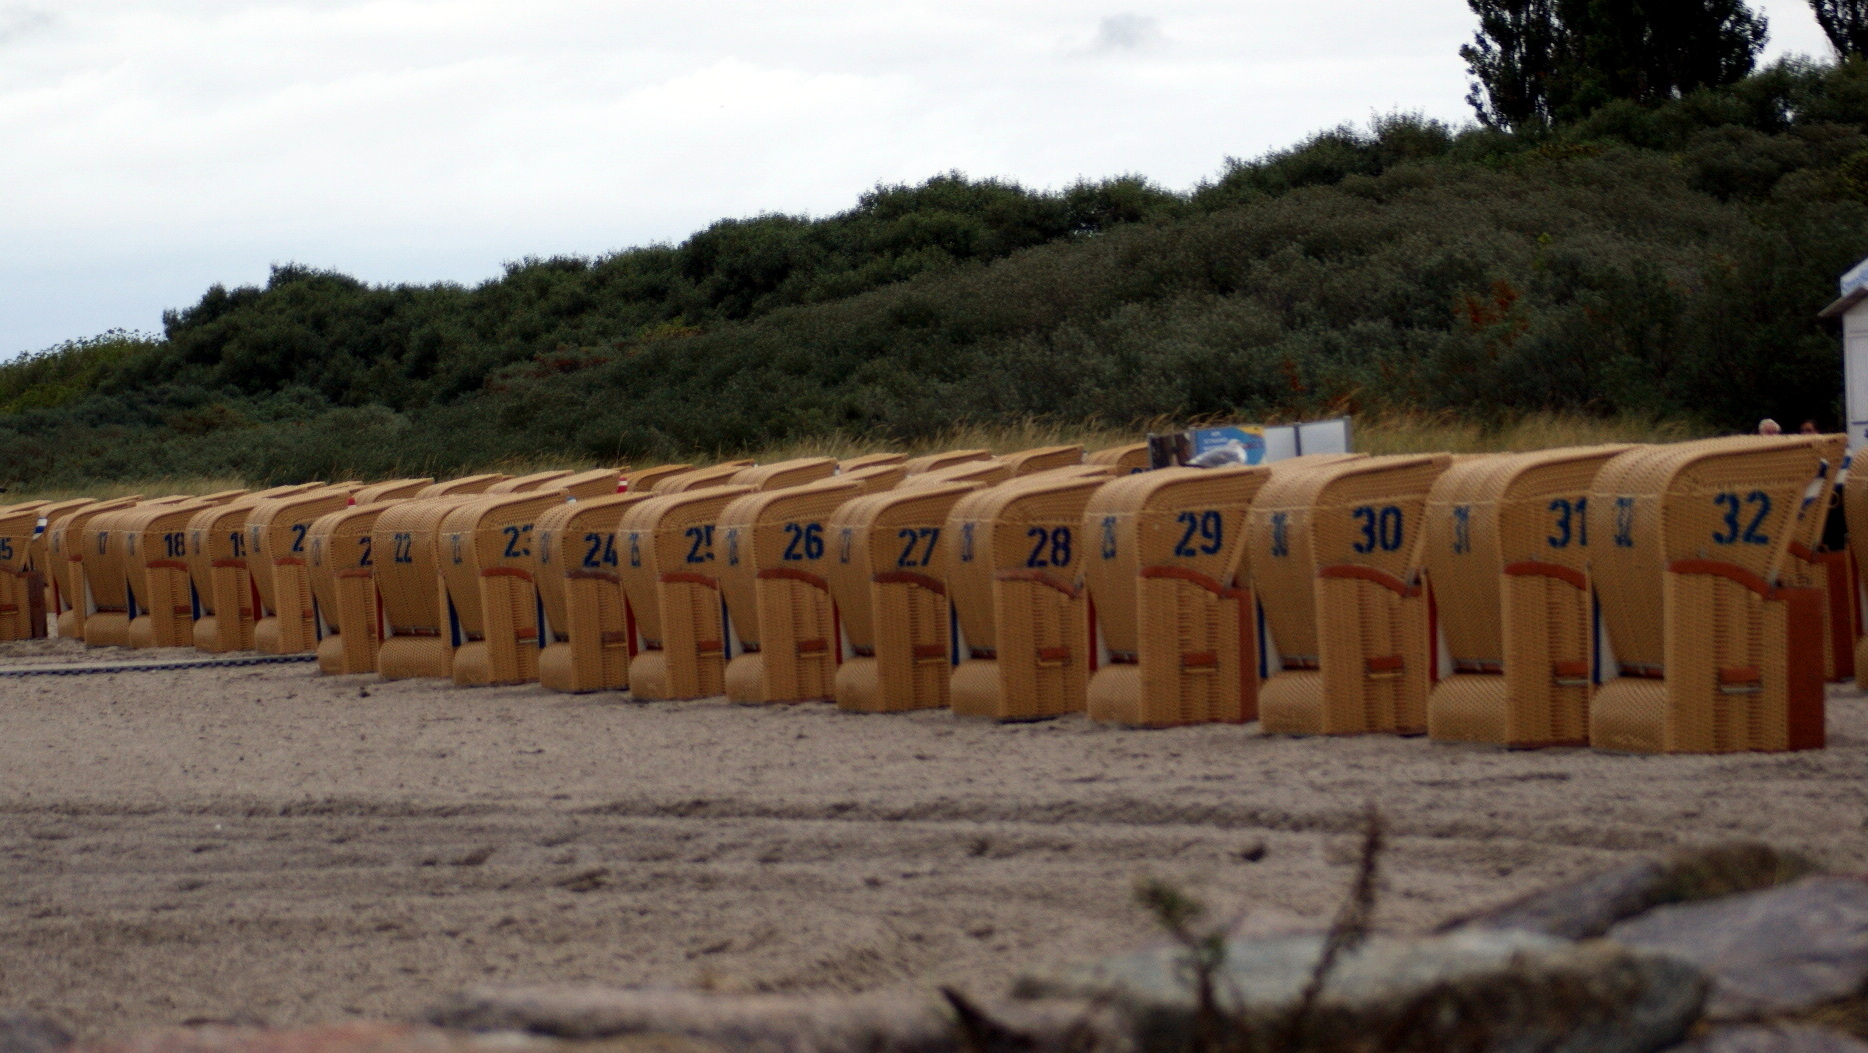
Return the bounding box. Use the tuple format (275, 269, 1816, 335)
(1188, 426, 1266, 465)
(1842, 256, 1868, 298)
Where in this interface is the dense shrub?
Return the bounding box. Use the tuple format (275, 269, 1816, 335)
(5, 61, 1868, 486)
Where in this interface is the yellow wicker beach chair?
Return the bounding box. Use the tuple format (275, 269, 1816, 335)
(1083, 466, 1272, 726)
(1845, 460, 1868, 689)
(415, 475, 507, 498)
(897, 459, 1013, 491)
(1004, 445, 1085, 477)
(1777, 436, 1850, 682)
(1086, 442, 1152, 474)
(616, 485, 755, 700)
(731, 457, 839, 492)
(78, 501, 177, 647)
(1589, 436, 1829, 753)
(653, 460, 755, 494)
(534, 491, 657, 693)
(838, 453, 907, 472)
(305, 501, 408, 674)
(0, 501, 48, 641)
(1252, 454, 1451, 736)
(718, 477, 866, 703)
(826, 481, 983, 712)
(554, 468, 630, 500)
(18, 499, 91, 640)
(1424, 447, 1631, 747)
(903, 449, 993, 474)
(714, 466, 907, 704)
(80, 495, 221, 648)
(622, 464, 695, 493)
(185, 495, 261, 653)
(485, 470, 575, 495)
(350, 479, 434, 505)
(373, 496, 484, 679)
(946, 471, 1110, 720)
(184, 485, 321, 653)
(438, 490, 569, 685)
(838, 462, 909, 492)
(47, 497, 138, 641)
(246, 487, 357, 654)
(123, 493, 248, 648)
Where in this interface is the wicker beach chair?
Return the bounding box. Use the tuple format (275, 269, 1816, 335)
(903, 449, 993, 474)
(717, 477, 868, 704)
(897, 459, 1014, 491)
(1589, 436, 1830, 753)
(349, 479, 434, 505)
(1083, 465, 1273, 726)
(0, 501, 49, 641)
(826, 481, 983, 712)
(305, 500, 412, 674)
(437, 490, 570, 686)
(653, 460, 755, 494)
(246, 487, 358, 654)
(946, 471, 1111, 720)
(119, 491, 251, 649)
(183, 485, 320, 652)
(1252, 454, 1452, 736)
(1845, 460, 1868, 690)
(46, 497, 138, 641)
(1423, 447, 1631, 747)
(16, 499, 91, 641)
(731, 457, 839, 492)
(1086, 442, 1152, 474)
(616, 485, 755, 700)
(373, 495, 486, 679)
(1003, 445, 1085, 477)
(555, 469, 630, 500)
(623, 464, 696, 493)
(415, 475, 507, 498)
(838, 453, 907, 472)
(88, 498, 201, 643)
(837, 462, 908, 492)
(485, 470, 575, 495)
(533, 491, 659, 693)
(1777, 436, 1851, 682)
(79, 500, 188, 647)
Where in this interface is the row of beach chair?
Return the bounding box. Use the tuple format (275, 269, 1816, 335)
(0, 432, 1850, 753)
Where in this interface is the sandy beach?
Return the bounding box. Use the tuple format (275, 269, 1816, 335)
(2, 637, 1864, 1040)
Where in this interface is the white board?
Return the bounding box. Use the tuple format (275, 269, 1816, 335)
(1296, 417, 1352, 456)
(1846, 302, 1868, 451)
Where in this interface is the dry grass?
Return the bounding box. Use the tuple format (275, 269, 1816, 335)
(1351, 411, 1710, 455)
(4, 475, 248, 505)
(742, 417, 1159, 464)
(1, 413, 1722, 504)
(746, 412, 1712, 463)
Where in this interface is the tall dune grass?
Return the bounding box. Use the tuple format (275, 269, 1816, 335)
(5, 476, 249, 505)
(1, 411, 1732, 505)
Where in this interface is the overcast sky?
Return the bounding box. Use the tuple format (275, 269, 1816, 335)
(0, 0, 1836, 359)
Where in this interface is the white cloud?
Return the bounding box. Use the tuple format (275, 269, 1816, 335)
(0, 0, 1839, 356)
(1090, 13, 1161, 51)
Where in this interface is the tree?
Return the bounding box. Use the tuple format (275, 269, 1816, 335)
(1464, 0, 1770, 128)
(1461, 0, 1565, 129)
(1811, 0, 1868, 59)
(1560, 0, 1769, 115)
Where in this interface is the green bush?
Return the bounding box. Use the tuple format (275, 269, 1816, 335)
(4, 60, 1868, 488)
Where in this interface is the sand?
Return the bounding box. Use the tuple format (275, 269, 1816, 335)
(2, 637, 1865, 1039)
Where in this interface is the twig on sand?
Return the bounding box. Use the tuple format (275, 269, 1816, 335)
(1283, 803, 1386, 1050)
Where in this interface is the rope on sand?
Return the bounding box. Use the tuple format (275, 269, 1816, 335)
(0, 654, 319, 678)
